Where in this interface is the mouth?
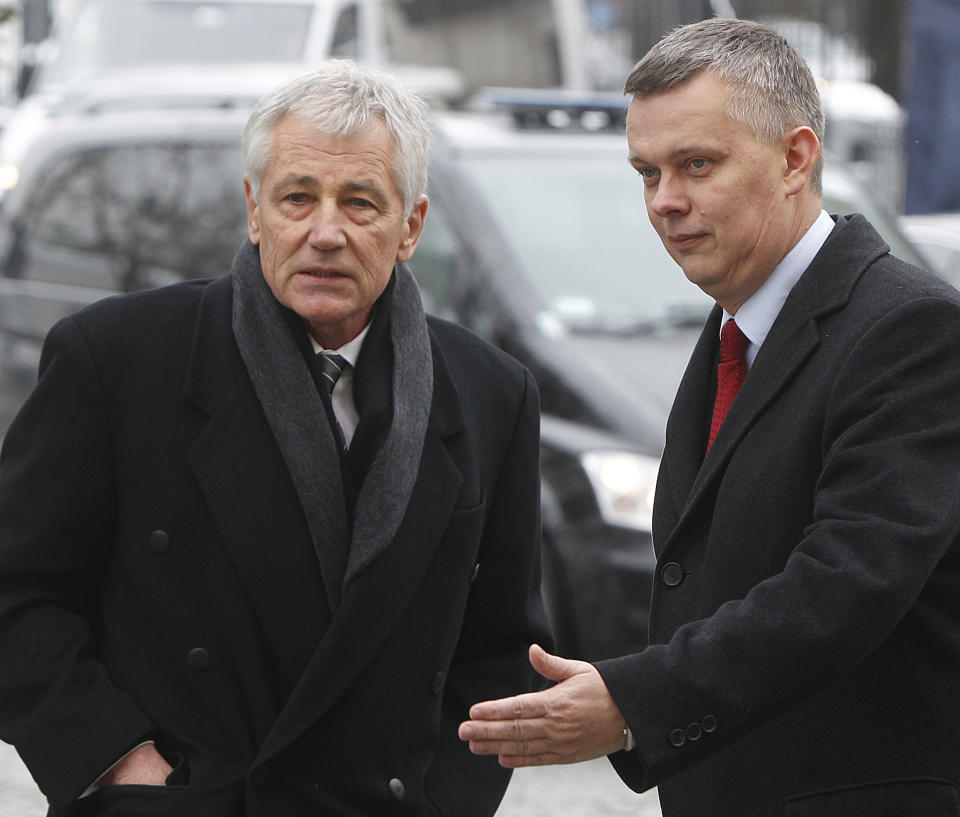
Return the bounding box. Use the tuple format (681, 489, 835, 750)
(299, 268, 349, 279)
(667, 232, 709, 251)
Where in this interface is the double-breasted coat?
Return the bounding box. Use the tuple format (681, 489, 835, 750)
(597, 215, 960, 816)
(0, 271, 550, 817)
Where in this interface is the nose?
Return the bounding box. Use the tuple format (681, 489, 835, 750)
(307, 200, 347, 250)
(647, 172, 690, 219)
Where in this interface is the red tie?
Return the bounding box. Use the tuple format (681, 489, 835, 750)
(707, 319, 749, 451)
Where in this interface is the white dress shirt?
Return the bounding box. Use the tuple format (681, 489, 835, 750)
(721, 210, 835, 367)
(309, 323, 370, 448)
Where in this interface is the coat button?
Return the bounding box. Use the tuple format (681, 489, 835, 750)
(251, 764, 270, 785)
(187, 647, 211, 672)
(148, 530, 170, 553)
(685, 722, 702, 742)
(702, 714, 717, 733)
(669, 728, 686, 748)
(388, 778, 405, 801)
(661, 562, 684, 586)
(432, 671, 446, 695)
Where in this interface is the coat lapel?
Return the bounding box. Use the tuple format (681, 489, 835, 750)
(180, 275, 470, 757)
(182, 278, 329, 686)
(659, 215, 889, 554)
(659, 305, 721, 522)
(254, 337, 466, 764)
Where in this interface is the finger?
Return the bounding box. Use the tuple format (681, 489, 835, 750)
(459, 714, 549, 742)
(497, 753, 561, 768)
(467, 689, 551, 721)
(528, 643, 588, 684)
(466, 736, 555, 757)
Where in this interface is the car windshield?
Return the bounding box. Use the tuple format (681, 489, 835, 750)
(459, 152, 710, 334)
(37, 1, 312, 90)
(457, 148, 924, 334)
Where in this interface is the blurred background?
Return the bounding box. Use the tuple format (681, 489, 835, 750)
(0, 1, 957, 814)
(0, 0, 958, 213)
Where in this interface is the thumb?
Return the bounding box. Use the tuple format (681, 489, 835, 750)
(529, 643, 585, 683)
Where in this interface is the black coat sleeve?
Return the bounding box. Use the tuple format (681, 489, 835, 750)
(0, 316, 155, 811)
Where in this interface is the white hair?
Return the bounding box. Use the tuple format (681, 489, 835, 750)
(243, 60, 431, 213)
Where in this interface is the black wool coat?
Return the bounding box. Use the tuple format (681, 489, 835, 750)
(597, 215, 960, 816)
(0, 273, 551, 817)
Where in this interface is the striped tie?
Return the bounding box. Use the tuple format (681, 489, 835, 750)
(316, 352, 349, 395)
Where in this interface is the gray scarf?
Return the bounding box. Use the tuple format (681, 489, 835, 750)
(231, 241, 433, 609)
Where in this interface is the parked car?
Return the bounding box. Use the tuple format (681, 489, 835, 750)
(19, 0, 394, 98)
(899, 212, 960, 291)
(0, 87, 927, 660)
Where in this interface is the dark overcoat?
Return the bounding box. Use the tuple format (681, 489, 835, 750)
(597, 215, 960, 816)
(0, 272, 549, 817)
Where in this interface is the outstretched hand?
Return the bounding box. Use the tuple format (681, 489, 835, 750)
(458, 643, 627, 767)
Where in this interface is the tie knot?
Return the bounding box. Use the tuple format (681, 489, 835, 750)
(720, 319, 749, 363)
(316, 352, 349, 395)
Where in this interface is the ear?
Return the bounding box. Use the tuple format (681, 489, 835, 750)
(782, 126, 820, 196)
(396, 195, 429, 263)
(244, 176, 261, 245)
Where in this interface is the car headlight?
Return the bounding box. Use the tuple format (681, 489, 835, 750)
(580, 450, 659, 532)
(0, 164, 19, 192)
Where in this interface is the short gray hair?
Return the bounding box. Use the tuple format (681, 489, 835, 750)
(243, 60, 431, 214)
(624, 18, 825, 190)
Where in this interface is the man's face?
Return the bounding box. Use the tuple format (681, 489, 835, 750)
(245, 114, 426, 348)
(627, 71, 801, 313)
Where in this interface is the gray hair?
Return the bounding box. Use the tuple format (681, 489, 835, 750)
(243, 60, 431, 214)
(624, 18, 825, 190)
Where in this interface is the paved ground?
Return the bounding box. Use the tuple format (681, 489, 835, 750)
(0, 741, 661, 816)
(497, 759, 662, 817)
(0, 742, 46, 816)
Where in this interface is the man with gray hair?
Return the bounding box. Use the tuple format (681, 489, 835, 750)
(461, 18, 960, 816)
(0, 60, 550, 816)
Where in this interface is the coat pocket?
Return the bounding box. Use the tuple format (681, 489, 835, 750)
(442, 497, 485, 544)
(784, 777, 959, 817)
(70, 782, 242, 817)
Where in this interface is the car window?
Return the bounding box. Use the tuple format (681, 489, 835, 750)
(408, 200, 460, 317)
(409, 196, 502, 337)
(457, 152, 710, 333)
(382, 0, 564, 89)
(5, 142, 247, 291)
(37, 1, 312, 90)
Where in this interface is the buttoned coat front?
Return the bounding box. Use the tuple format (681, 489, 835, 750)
(0, 271, 549, 817)
(597, 215, 960, 816)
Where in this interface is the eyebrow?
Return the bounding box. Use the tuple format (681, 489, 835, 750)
(269, 173, 317, 192)
(270, 174, 387, 198)
(344, 180, 387, 198)
(630, 145, 716, 165)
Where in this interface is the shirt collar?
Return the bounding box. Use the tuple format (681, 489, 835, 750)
(308, 321, 371, 368)
(721, 209, 834, 366)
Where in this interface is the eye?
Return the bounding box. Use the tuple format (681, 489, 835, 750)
(636, 166, 660, 185)
(687, 158, 709, 172)
(284, 192, 310, 204)
(348, 197, 374, 208)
